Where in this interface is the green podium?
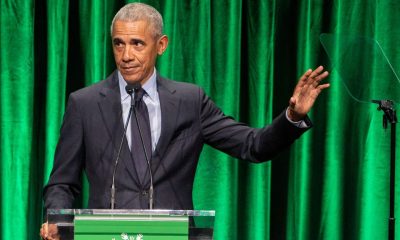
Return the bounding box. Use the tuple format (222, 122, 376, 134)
(47, 209, 215, 240)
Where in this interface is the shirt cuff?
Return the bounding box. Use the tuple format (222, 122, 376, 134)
(285, 108, 310, 128)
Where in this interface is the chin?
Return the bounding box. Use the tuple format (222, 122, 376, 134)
(121, 74, 140, 83)
(124, 79, 142, 85)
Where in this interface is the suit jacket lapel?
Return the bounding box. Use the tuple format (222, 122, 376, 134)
(98, 71, 141, 186)
(152, 76, 180, 175)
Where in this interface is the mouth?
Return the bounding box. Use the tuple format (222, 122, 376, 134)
(121, 66, 139, 73)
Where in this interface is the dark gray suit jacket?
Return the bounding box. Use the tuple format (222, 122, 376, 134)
(44, 71, 310, 210)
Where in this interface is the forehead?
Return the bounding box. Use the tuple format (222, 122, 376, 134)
(112, 20, 152, 39)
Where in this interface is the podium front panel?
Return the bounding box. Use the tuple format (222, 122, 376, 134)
(47, 209, 215, 240)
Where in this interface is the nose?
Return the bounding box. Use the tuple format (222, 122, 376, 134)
(122, 45, 134, 62)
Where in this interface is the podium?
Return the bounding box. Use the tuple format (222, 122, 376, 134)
(47, 209, 215, 240)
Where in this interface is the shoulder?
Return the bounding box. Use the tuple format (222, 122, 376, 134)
(69, 72, 117, 101)
(157, 75, 205, 98)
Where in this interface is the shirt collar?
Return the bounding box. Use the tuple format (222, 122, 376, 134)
(118, 68, 158, 101)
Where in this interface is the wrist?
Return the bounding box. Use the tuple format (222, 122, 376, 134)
(287, 107, 305, 122)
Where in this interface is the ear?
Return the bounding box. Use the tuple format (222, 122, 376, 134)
(157, 35, 169, 55)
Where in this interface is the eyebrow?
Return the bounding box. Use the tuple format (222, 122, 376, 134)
(112, 37, 145, 44)
(113, 38, 122, 43)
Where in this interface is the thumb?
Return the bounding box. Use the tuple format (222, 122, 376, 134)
(289, 97, 296, 109)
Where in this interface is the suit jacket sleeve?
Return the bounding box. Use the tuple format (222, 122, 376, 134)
(199, 88, 311, 162)
(43, 93, 84, 210)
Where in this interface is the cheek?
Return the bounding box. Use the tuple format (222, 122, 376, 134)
(134, 54, 152, 69)
(134, 52, 146, 62)
(138, 46, 157, 61)
(142, 51, 157, 65)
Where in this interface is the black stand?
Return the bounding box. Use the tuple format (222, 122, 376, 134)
(372, 100, 398, 240)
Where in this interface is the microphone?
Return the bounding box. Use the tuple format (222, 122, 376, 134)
(110, 84, 135, 209)
(132, 83, 154, 210)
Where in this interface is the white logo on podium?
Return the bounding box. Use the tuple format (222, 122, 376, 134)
(114, 233, 143, 240)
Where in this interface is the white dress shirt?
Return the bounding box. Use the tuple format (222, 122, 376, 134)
(118, 69, 161, 151)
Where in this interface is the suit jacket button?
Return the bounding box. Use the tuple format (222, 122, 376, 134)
(141, 190, 148, 196)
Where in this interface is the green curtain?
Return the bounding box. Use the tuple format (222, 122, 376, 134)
(1, 0, 400, 239)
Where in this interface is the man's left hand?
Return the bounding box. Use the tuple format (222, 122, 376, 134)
(287, 66, 330, 122)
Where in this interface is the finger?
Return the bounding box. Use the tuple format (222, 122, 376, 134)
(307, 68, 328, 86)
(314, 70, 329, 82)
(310, 71, 329, 87)
(293, 69, 312, 95)
(310, 83, 330, 99)
(317, 83, 330, 90)
(306, 66, 325, 86)
(299, 69, 313, 84)
(309, 66, 324, 79)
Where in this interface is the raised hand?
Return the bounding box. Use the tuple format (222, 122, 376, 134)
(287, 66, 330, 121)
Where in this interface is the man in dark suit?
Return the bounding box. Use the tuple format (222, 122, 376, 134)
(40, 2, 329, 239)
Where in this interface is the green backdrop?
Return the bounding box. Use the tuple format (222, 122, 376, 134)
(1, 0, 400, 239)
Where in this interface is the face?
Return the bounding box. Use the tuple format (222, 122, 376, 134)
(112, 20, 168, 85)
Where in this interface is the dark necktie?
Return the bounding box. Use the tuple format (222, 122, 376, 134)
(131, 88, 152, 184)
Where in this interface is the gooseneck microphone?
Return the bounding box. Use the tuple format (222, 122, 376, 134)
(110, 84, 135, 209)
(132, 83, 154, 210)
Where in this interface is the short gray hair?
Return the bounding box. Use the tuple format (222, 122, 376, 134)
(110, 3, 164, 39)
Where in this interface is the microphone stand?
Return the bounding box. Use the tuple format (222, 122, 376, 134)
(372, 100, 398, 240)
(110, 86, 135, 209)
